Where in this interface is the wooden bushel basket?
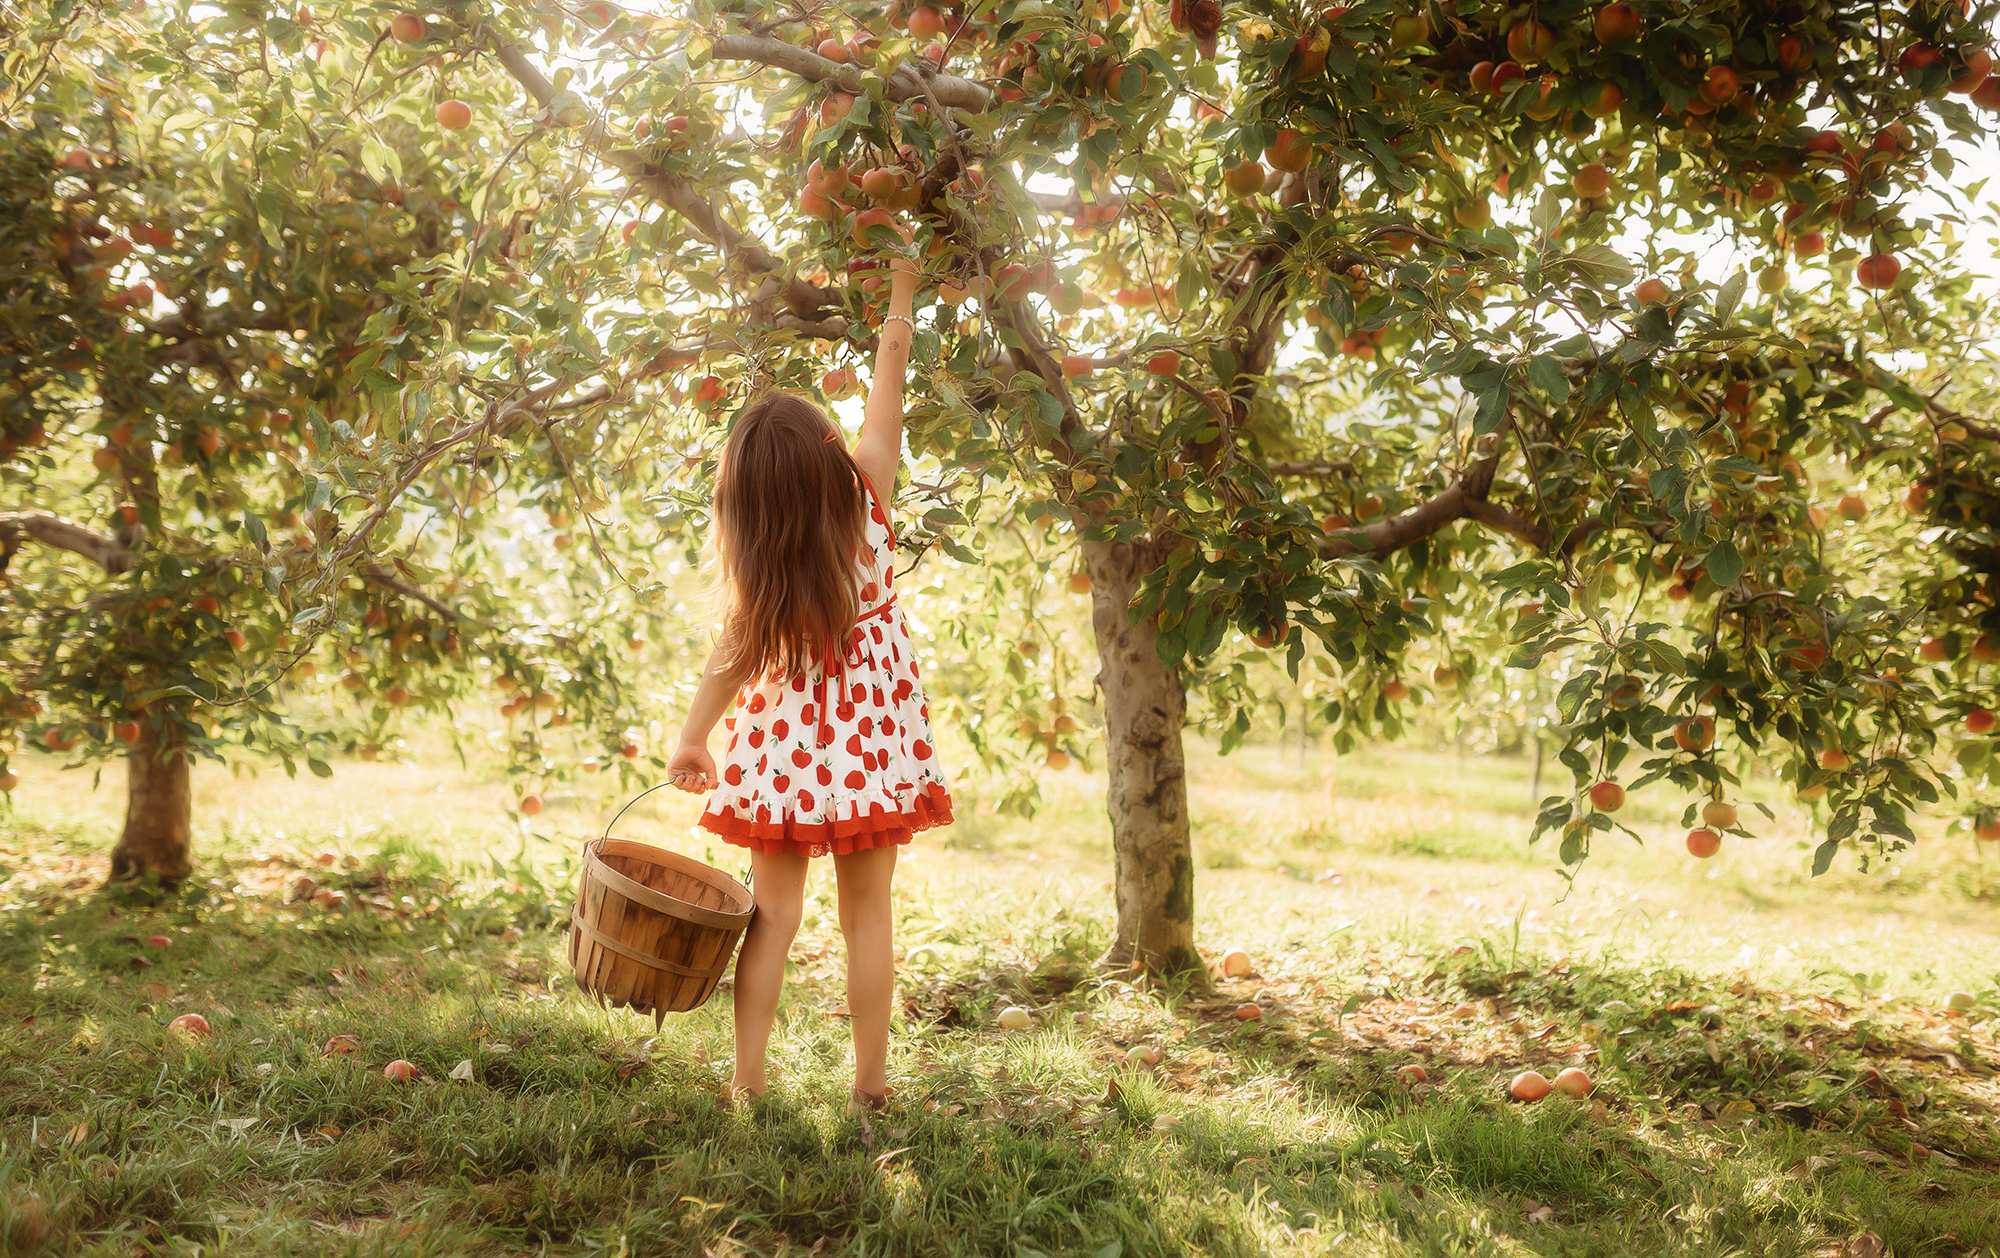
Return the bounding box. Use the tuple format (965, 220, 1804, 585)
(569, 787, 755, 1027)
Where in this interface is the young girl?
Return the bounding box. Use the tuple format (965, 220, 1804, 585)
(667, 250, 950, 1111)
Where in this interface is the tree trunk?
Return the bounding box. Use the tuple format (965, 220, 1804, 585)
(1084, 536, 1203, 981)
(107, 718, 193, 885)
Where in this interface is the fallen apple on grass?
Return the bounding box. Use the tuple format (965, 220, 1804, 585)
(168, 1013, 211, 1038)
(383, 1059, 421, 1081)
(1509, 1069, 1552, 1101)
(1552, 1067, 1595, 1097)
(996, 1006, 1033, 1030)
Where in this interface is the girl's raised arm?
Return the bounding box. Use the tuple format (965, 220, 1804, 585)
(850, 245, 918, 499)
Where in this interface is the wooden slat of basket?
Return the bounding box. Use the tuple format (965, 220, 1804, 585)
(571, 834, 754, 1018)
(593, 839, 750, 927)
(592, 861, 641, 1010)
(616, 851, 680, 1011)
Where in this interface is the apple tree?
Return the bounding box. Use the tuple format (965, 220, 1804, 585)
(431, 0, 1997, 976)
(0, 1, 681, 882)
(15, 0, 2000, 980)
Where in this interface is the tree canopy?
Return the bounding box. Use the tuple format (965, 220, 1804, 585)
(3, 0, 1997, 972)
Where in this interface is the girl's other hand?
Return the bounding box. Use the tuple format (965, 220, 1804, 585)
(667, 744, 717, 792)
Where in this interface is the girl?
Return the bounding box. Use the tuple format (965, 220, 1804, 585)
(667, 248, 950, 1111)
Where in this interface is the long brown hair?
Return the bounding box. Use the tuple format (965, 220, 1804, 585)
(712, 392, 870, 681)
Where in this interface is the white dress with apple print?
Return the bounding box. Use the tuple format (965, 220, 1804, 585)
(699, 477, 953, 858)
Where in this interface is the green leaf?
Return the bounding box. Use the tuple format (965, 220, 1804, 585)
(1526, 354, 1571, 403)
(308, 758, 333, 779)
(1713, 270, 1747, 324)
(1557, 244, 1635, 291)
(1703, 539, 1743, 589)
(1810, 836, 1840, 876)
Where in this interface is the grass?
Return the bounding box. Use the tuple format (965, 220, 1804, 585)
(2, 733, 1998, 1257)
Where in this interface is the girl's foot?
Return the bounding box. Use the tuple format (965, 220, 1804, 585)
(846, 1084, 892, 1115)
(723, 1082, 767, 1106)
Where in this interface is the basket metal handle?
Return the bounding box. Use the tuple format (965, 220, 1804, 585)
(598, 779, 754, 888)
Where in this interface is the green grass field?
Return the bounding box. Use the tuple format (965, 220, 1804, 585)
(3, 734, 1998, 1257)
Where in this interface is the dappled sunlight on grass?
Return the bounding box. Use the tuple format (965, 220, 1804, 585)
(2, 734, 1997, 1255)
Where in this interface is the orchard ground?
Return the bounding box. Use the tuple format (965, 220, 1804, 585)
(2, 732, 1999, 1257)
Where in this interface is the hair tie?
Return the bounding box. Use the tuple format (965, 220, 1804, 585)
(823, 430, 839, 443)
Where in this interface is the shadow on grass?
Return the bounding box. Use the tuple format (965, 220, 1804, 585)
(0, 843, 1996, 1258)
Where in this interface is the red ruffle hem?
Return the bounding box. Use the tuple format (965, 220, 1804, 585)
(699, 781, 954, 858)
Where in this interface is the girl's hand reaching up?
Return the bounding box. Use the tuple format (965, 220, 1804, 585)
(667, 743, 717, 793)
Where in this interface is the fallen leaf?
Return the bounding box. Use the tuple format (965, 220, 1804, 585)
(449, 1059, 474, 1082)
(871, 1146, 912, 1171)
(216, 1118, 256, 1133)
(1850, 1232, 1884, 1258)
(63, 1121, 89, 1147)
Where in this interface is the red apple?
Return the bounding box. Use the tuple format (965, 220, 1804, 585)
(1856, 252, 1901, 289)
(1510, 1070, 1552, 1101)
(168, 1013, 211, 1037)
(1224, 158, 1265, 196)
(1584, 81, 1624, 117)
(1552, 1067, 1595, 1097)
(1685, 827, 1721, 858)
(388, 12, 425, 42)
(806, 158, 849, 198)
(1589, 781, 1625, 812)
(1836, 494, 1867, 520)
(1506, 21, 1555, 65)
(435, 99, 472, 130)
(1634, 278, 1671, 306)
(1964, 709, 1994, 734)
(1062, 354, 1093, 377)
(383, 1059, 421, 1081)
(1147, 350, 1181, 376)
(1572, 163, 1612, 197)
(1264, 128, 1313, 173)
(1701, 800, 1738, 829)
(850, 207, 898, 247)
(1673, 716, 1715, 751)
(1594, 2, 1642, 43)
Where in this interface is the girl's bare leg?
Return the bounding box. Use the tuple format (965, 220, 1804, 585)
(730, 848, 809, 1097)
(832, 842, 900, 1102)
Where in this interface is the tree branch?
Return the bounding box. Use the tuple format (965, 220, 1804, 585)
(709, 33, 992, 111)
(362, 564, 460, 621)
(0, 511, 131, 575)
(483, 29, 838, 319)
(1318, 437, 1504, 560)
